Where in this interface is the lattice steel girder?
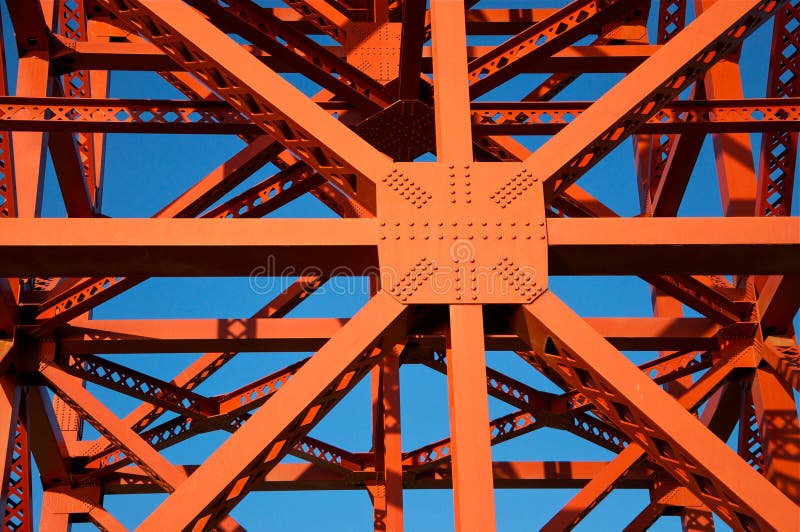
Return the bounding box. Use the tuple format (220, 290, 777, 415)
(471, 98, 800, 135)
(49, 316, 721, 354)
(83, 275, 326, 462)
(1, 217, 798, 278)
(520, 292, 796, 531)
(100, 460, 654, 494)
(94, 0, 392, 213)
(134, 292, 407, 529)
(523, 0, 783, 203)
(467, 0, 645, 97)
(55, 38, 659, 74)
(40, 364, 247, 531)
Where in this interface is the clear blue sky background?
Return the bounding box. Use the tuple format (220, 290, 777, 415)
(2, 0, 798, 529)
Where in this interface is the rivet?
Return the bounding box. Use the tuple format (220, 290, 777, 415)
(482, 222, 488, 226)
(540, 235, 546, 239)
(380, 222, 386, 226)
(471, 295, 478, 300)
(464, 164, 470, 169)
(449, 164, 455, 169)
(538, 221, 545, 226)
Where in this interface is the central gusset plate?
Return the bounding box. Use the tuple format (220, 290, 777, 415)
(376, 162, 548, 304)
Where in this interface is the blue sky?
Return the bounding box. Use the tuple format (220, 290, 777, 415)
(2, 0, 798, 529)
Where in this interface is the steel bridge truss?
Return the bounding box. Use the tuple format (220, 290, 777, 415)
(0, 0, 797, 530)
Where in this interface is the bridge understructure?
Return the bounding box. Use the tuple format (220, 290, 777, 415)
(0, 0, 797, 530)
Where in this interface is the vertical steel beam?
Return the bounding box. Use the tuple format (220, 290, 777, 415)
(701, 58, 758, 216)
(11, 55, 50, 218)
(431, 0, 472, 161)
(3, 393, 32, 532)
(371, 340, 404, 531)
(0, 376, 21, 512)
(756, 0, 799, 217)
(446, 306, 496, 532)
(397, 0, 427, 100)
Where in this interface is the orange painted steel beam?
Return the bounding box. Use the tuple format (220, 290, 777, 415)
(521, 292, 797, 531)
(0, 0, 795, 528)
(50, 316, 722, 354)
(1, 217, 798, 277)
(56, 317, 347, 353)
(135, 292, 406, 529)
(94, 0, 391, 213)
(100, 460, 653, 494)
(446, 305, 497, 532)
(524, 0, 781, 203)
(472, 98, 800, 135)
(0, 218, 378, 276)
(546, 216, 800, 275)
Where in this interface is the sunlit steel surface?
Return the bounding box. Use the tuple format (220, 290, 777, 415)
(0, 0, 797, 530)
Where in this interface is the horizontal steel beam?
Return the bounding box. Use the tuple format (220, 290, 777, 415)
(473, 98, 800, 135)
(57, 40, 655, 74)
(100, 460, 653, 494)
(0, 217, 796, 277)
(547, 217, 800, 275)
(49, 316, 720, 353)
(2, 97, 793, 137)
(0, 218, 377, 276)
